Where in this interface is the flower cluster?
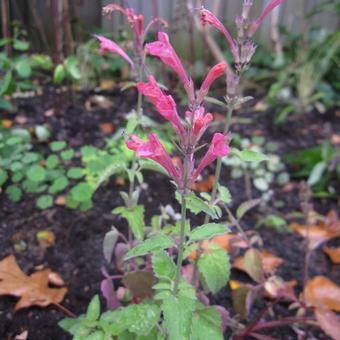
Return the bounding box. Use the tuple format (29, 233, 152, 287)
(127, 32, 230, 191)
(95, 4, 168, 71)
(201, 0, 286, 73)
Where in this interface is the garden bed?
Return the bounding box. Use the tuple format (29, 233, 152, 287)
(0, 87, 339, 339)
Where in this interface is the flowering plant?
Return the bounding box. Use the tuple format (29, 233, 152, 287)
(60, 1, 287, 339)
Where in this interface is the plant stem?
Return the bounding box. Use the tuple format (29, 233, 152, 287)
(173, 192, 187, 294)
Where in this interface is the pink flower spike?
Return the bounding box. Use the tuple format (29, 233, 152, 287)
(200, 9, 236, 52)
(249, 0, 286, 36)
(186, 107, 213, 140)
(145, 32, 190, 86)
(137, 76, 185, 136)
(197, 62, 227, 103)
(193, 133, 230, 180)
(94, 35, 135, 69)
(126, 134, 181, 183)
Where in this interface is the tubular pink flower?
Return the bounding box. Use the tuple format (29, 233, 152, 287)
(94, 35, 135, 68)
(249, 0, 286, 36)
(137, 76, 185, 136)
(126, 134, 181, 183)
(200, 9, 237, 54)
(186, 107, 213, 141)
(197, 62, 227, 103)
(193, 133, 230, 180)
(145, 32, 190, 86)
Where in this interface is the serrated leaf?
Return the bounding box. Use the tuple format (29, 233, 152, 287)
(103, 227, 119, 263)
(178, 192, 219, 219)
(113, 205, 145, 241)
(198, 244, 230, 294)
(236, 198, 261, 220)
(15, 59, 32, 78)
(218, 185, 232, 204)
(67, 167, 84, 179)
(86, 295, 100, 322)
(232, 148, 269, 163)
(71, 183, 94, 202)
(244, 248, 264, 283)
(122, 271, 156, 299)
(152, 251, 176, 280)
(50, 141, 67, 152)
(124, 235, 174, 260)
(189, 223, 230, 242)
(6, 185, 22, 202)
(191, 307, 223, 340)
(49, 176, 68, 194)
(162, 294, 195, 340)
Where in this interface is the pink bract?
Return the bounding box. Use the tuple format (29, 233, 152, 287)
(94, 35, 135, 68)
(126, 134, 181, 183)
(145, 32, 190, 86)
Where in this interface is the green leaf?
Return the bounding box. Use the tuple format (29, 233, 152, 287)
(189, 223, 230, 242)
(191, 307, 223, 340)
(15, 59, 32, 78)
(180, 193, 219, 219)
(49, 176, 69, 194)
(113, 205, 145, 241)
(61, 149, 75, 161)
(53, 64, 65, 84)
(22, 152, 40, 164)
(232, 148, 269, 163)
(71, 183, 94, 202)
(162, 294, 195, 340)
(86, 295, 100, 322)
(308, 161, 327, 186)
(103, 227, 119, 263)
(0, 169, 8, 187)
(6, 185, 22, 202)
(67, 167, 84, 179)
(37, 195, 53, 209)
(65, 56, 81, 80)
(198, 244, 230, 294)
(46, 155, 59, 169)
(50, 141, 67, 152)
(0, 71, 12, 96)
(0, 98, 14, 111)
(244, 248, 263, 283)
(152, 251, 176, 280)
(35, 125, 51, 142)
(27, 165, 46, 182)
(236, 199, 261, 220)
(124, 235, 174, 260)
(13, 40, 29, 51)
(218, 185, 232, 204)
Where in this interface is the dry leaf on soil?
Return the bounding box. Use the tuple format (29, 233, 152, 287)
(36, 230, 56, 248)
(303, 276, 340, 311)
(0, 255, 67, 311)
(233, 250, 283, 277)
(187, 234, 247, 261)
(315, 308, 340, 340)
(2, 119, 13, 128)
(290, 211, 340, 249)
(323, 247, 340, 265)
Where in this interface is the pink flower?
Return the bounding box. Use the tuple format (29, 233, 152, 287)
(94, 35, 135, 68)
(186, 107, 213, 141)
(145, 32, 190, 86)
(137, 76, 185, 136)
(126, 134, 180, 183)
(249, 0, 286, 36)
(193, 133, 230, 180)
(200, 9, 237, 56)
(197, 62, 227, 103)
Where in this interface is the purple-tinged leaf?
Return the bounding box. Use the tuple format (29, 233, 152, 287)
(100, 277, 121, 310)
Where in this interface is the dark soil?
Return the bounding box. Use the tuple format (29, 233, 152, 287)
(0, 87, 339, 340)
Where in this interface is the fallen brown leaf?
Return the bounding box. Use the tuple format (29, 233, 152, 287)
(100, 79, 115, 91)
(48, 272, 65, 287)
(85, 95, 113, 111)
(192, 175, 215, 192)
(0, 255, 67, 311)
(323, 247, 340, 265)
(55, 196, 66, 206)
(234, 250, 283, 277)
(303, 276, 340, 311)
(315, 308, 340, 340)
(264, 276, 297, 300)
(290, 211, 340, 249)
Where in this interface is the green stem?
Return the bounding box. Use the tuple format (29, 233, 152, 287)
(173, 192, 187, 294)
